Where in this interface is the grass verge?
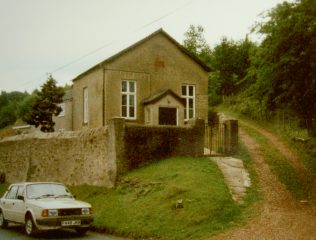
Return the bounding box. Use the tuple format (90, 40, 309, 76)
(70, 157, 254, 239)
(0, 182, 9, 197)
(232, 139, 261, 205)
(241, 125, 309, 200)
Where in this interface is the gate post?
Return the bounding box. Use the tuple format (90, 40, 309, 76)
(223, 120, 238, 154)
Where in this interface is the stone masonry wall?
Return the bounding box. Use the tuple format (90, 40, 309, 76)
(0, 118, 205, 187)
(0, 126, 117, 187)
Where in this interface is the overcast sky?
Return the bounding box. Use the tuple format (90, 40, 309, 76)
(0, 0, 287, 93)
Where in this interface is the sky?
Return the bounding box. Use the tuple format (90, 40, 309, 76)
(0, 0, 287, 93)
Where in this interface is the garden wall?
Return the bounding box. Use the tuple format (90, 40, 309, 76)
(0, 125, 117, 187)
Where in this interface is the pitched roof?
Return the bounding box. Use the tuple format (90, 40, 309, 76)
(142, 89, 185, 106)
(73, 28, 211, 81)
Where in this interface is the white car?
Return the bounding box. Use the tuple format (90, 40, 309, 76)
(0, 182, 93, 236)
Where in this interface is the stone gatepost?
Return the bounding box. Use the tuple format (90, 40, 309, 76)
(223, 119, 238, 154)
(107, 117, 127, 182)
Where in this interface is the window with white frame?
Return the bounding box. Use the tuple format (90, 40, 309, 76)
(83, 87, 89, 124)
(121, 80, 136, 119)
(182, 85, 195, 121)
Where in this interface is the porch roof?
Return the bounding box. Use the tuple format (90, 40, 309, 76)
(142, 89, 185, 106)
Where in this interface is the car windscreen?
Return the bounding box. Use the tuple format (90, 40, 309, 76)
(26, 183, 72, 199)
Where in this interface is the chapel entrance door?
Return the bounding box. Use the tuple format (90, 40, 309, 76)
(159, 107, 177, 126)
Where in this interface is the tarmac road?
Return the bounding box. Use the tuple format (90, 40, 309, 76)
(0, 224, 124, 240)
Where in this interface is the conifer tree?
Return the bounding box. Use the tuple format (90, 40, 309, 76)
(25, 75, 64, 132)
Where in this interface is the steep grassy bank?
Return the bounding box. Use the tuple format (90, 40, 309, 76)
(71, 157, 256, 239)
(0, 155, 258, 239)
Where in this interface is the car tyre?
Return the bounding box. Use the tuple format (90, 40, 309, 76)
(76, 227, 89, 235)
(0, 210, 8, 228)
(25, 214, 37, 237)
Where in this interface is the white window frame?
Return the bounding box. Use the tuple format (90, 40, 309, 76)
(83, 87, 89, 124)
(182, 85, 195, 121)
(121, 80, 136, 120)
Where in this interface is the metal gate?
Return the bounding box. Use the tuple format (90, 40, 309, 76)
(205, 120, 238, 155)
(205, 123, 226, 155)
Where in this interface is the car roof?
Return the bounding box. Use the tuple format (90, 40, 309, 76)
(9, 182, 64, 187)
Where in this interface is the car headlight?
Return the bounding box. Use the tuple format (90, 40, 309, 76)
(42, 209, 59, 217)
(81, 208, 91, 215)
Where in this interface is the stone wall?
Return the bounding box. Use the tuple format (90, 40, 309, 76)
(0, 118, 205, 187)
(0, 125, 117, 187)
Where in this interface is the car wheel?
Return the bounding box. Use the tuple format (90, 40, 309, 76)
(76, 227, 89, 235)
(0, 210, 8, 228)
(25, 214, 37, 236)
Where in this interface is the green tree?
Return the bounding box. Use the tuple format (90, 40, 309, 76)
(17, 90, 38, 121)
(0, 91, 29, 128)
(25, 75, 64, 132)
(0, 103, 17, 128)
(183, 25, 212, 64)
(210, 37, 255, 98)
(253, 0, 316, 135)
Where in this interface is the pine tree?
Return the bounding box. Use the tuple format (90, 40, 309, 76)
(25, 75, 64, 132)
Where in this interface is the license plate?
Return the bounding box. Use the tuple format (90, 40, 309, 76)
(61, 220, 81, 226)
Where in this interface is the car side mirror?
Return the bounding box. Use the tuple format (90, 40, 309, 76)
(17, 195, 24, 201)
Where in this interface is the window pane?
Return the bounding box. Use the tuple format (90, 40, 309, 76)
(122, 95, 127, 105)
(122, 106, 127, 117)
(129, 81, 135, 92)
(129, 95, 134, 106)
(189, 86, 194, 96)
(182, 86, 186, 96)
(122, 81, 127, 92)
(129, 107, 135, 117)
(189, 99, 194, 108)
(189, 109, 194, 118)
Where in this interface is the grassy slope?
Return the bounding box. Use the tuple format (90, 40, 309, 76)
(71, 157, 256, 239)
(0, 155, 258, 239)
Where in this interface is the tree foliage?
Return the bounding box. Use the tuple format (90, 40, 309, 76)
(25, 75, 64, 132)
(183, 0, 315, 136)
(183, 25, 212, 64)
(0, 91, 29, 128)
(210, 37, 255, 97)
(252, 0, 316, 135)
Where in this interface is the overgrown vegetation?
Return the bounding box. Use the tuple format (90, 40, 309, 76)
(184, 0, 316, 137)
(70, 157, 257, 239)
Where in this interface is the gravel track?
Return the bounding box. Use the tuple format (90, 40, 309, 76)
(210, 124, 316, 240)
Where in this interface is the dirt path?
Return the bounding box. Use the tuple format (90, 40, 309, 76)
(210, 125, 316, 240)
(240, 120, 316, 203)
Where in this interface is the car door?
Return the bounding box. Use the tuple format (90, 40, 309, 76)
(12, 185, 26, 223)
(1, 185, 18, 221)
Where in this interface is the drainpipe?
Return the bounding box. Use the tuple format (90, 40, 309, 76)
(102, 67, 106, 126)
